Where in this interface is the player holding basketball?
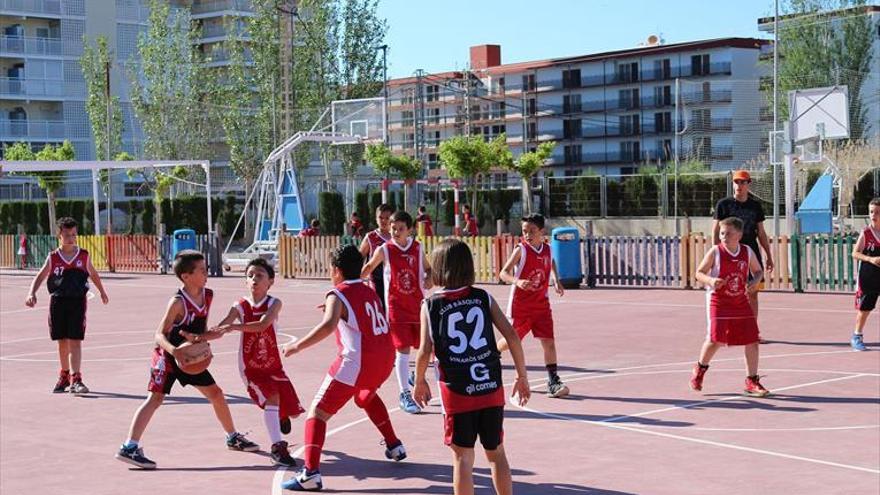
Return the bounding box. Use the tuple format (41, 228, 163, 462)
(849, 197, 880, 351)
(358, 203, 394, 311)
(496, 213, 568, 398)
(115, 250, 258, 469)
(211, 258, 304, 467)
(280, 245, 406, 491)
(25, 217, 109, 395)
(361, 210, 433, 414)
(413, 238, 530, 495)
(689, 217, 770, 397)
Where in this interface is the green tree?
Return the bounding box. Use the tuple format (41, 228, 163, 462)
(80, 35, 123, 160)
(502, 140, 555, 214)
(365, 142, 422, 209)
(438, 135, 494, 209)
(4, 141, 75, 233)
(767, 1, 876, 139)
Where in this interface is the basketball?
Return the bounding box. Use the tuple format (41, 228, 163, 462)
(175, 341, 213, 375)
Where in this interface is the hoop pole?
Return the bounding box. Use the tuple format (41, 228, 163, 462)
(91, 169, 101, 235)
(381, 179, 389, 204)
(204, 161, 213, 235)
(784, 152, 795, 235)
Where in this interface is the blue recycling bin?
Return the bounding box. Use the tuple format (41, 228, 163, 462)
(172, 229, 197, 258)
(550, 227, 582, 289)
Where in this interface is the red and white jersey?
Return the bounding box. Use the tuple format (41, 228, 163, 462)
(382, 238, 426, 323)
(507, 241, 552, 317)
(234, 295, 283, 374)
(46, 248, 90, 298)
(327, 280, 394, 387)
(707, 243, 755, 321)
(366, 229, 392, 257)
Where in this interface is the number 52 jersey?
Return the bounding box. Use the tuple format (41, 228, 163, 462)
(425, 286, 505, 414)
(326, 280, 395, 389)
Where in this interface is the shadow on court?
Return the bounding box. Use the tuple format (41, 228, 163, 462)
(78, 390, 254, 405)
(574, 394, 816, 414)
(505, 409, 693, 427)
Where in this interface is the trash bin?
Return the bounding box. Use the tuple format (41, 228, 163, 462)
(550, 227, 582, 289)
(172, 229, 197, 259)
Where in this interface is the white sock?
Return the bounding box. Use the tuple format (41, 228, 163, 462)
(395, 352, 410, 393)
(264, 405, 282, 444)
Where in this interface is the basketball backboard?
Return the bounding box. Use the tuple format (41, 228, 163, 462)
(788, 86, 849, 143)
(330, 97, 386, 144)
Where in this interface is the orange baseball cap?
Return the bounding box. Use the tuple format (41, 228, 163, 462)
(732, 170, 751, 182)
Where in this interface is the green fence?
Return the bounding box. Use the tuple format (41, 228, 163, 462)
(792, 234, 857, 293)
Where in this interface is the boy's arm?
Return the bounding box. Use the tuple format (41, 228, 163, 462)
(86, 258, 109, 304)
(283, 295, 341, 356)
(747, 247, 765, 294)
(422, 251, 433, 290)
(850, 232, 879, 265)
(360, 248, 385, 280)
(695, 247, 723, 289)
(489, 298, 530, 406)
(182, 306, 238, 343)
(24, 256, 51, 307)
(155, 298, 185, 355)
(499, 246, 526, 287)
(215, 300, 282, 334)
(359, 237, 371, 258)
(412, 305, 434, 408)
(550, 258, 564, 296)
(756, 222, 774, 272)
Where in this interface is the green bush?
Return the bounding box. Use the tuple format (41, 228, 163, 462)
(318, 191, 345, 235)
(142, 200, 155, 235)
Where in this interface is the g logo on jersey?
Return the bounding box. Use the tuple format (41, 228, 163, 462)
(470, 363, 490, 382)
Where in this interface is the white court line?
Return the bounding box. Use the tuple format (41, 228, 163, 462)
(0, 330, 148, 345)
(554, 298, 853, 314)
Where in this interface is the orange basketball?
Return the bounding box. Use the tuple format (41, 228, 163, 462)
(176, 341, 213, 375)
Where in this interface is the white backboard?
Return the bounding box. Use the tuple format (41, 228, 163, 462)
(788, 85, 849, 142)
(331, 97, 386, 144)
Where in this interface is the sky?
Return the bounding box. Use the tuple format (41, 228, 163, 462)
(376, 0, 776, 79)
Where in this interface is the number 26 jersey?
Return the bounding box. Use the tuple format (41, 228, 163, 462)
(425, 286, 505, 414)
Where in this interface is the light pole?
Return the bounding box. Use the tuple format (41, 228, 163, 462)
(377, 44, 389, 145)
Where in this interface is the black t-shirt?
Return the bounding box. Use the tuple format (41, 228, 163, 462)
(714, 196, 766, 265)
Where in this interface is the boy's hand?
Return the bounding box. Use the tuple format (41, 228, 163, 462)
(100, 292, 109, 304)
(412, 379, 432, 408)
(555, 283, 564, 297)
(511, 376, 531, 406)
(515, 279, 532, 290)
(282, 341, 300, 357)
(711, 277, 724, 290)
(871, 257, 880, 267)
(25, 293, 37, 307)
(179, 330, 202, 343)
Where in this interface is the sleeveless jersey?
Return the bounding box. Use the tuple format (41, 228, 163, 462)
(507, 241, 552, 317)
(46, 248, 90, 298)
(382, 238, 425, 323)
(425, 286, 504, 414)
(858, 227, 880, 292)
(165, 288, 213, 351)
(464, 212, 479, 236)
(416, 214, 434, 236)
(235, 296, 283, 374)
(366, 229, 392, 284)
(707, 244, 754, 320)
(327, 280, 394, 387)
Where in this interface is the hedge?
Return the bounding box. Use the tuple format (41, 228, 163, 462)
(318, 191, 346, 236)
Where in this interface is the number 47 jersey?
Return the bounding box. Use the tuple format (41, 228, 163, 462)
(425, 286, 505, 414)
(327, 280, 395, 389)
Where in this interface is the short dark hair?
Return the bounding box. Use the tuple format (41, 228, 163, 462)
(330, 244, 363, 280)
(431, 238, 474, 288)
(310, 219, 320, 228)
(462, 204, 471, 210)
(351, 211, 359, 217)
(56, 217, 77, 231)
(376, 203, 394, 214)
(173, 250, 205, 279)
(418, 205, 426, 213)
(246, 257, 274, 279)
(391, 210, 413, 229)
(521, 213, 545, 230)
(870, 198, 880, 208)
(719, 216, 744, 232)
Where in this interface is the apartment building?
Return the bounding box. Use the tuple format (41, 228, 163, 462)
(386, 37, 771, 177)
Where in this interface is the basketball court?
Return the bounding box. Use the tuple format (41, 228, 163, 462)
(1, 269, 877, 494)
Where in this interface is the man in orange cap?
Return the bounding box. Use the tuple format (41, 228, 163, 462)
(712, 170, 774, 321)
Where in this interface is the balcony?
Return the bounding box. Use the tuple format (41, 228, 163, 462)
(0, 0, 62, 16)
(0, 35, 62, 57)
(0, 119, 65, 140)
(0, 77, 64, 99)
(199, 23, 249, 40)
(191, 0, 254, 15)
(681, 62, 732, 77)
(681, 90, 732, 104)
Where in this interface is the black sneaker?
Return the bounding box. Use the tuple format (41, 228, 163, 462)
(52, 373, 70, 393)
(271, 441, 298, 467)
(226, 432, 259, 452)
(280, 416, 292, 435)
(115, 444, 157, 469)
(547, 377, 569, 398)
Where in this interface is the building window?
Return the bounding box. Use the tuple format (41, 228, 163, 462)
(562, 68, 581, 89)
(124, 182, 149, 197)
(564, 144, 582, 164)
(563, 119, 582, 139)
(618, 88, 640, 110)
(527, 122, 536, 139)
(653, 58, 671, 79)
(654, 112, 672, 133)
(526, 98, 537, 116)
(401, 110, 414, 126)
(691, 54, 710, 76)
(426, 85, 439, 102)
(692, 108, 710, 130)
(522, 74, 536, 92)
(654, 85, 672, 106)
(620, 141, 641, 162)
(563, 94, 582, 114)
(694, 136, 712, 159)
(616, 62, 639, 83)
(620, 115, 640, 136)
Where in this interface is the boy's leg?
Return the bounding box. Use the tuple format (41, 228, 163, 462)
(394, 348, 411, 393)
(698, 340, 721, 366)
(539, 337, 569, 398)
(125, 392, 165, 443)
(854, 310, 871, 334)
(451, 445, 476, 495)
(302, 407, 332, 472)
(743, 342, 770, 396)
(68, 339, 82, 374)
(748, 292, 759, 319)
(744, 342, 759, 377)
(57, 339, 70, 372)
(484, 445, 513, 495)
(357, 391, 400, 448)
(197, 383, 236, 434)
(690, 340, 721, 391)
(263, 394, 283, 444)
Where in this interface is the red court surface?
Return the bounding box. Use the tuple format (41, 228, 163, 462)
(1, 270, 878, 495)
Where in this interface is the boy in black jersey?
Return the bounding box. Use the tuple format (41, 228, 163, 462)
(25, 217, 109, 394)
(413, 239, 530, 495)
(851, 198, 880, 351)
(115, 250, 257, 469)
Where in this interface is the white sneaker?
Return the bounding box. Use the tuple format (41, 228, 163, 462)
(281, 469, 323, 491)
(384, 441, 407, 461)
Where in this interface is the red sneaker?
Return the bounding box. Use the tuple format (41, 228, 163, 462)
(689, 364, 708, 391)
(744, 376, 770, 397)
(52, 371, 70, 393)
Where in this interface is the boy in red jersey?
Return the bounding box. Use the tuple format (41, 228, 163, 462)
(280, 245, 405, 491)
(462, 204, 479, 237)
(212, 258, 304, 467)
(25, 217, 109, 395)
(414, 238, 530, 495)
(361, 211, 433, 414)
(497, 213, 568, 398)
(115, 250, 258, 469)
(416, 205, 434, 236)
(849, 198, 880, 351)
(349, 211, 364, 237)
(689, 217, 770, 397)
(359, 204, 394, 310)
